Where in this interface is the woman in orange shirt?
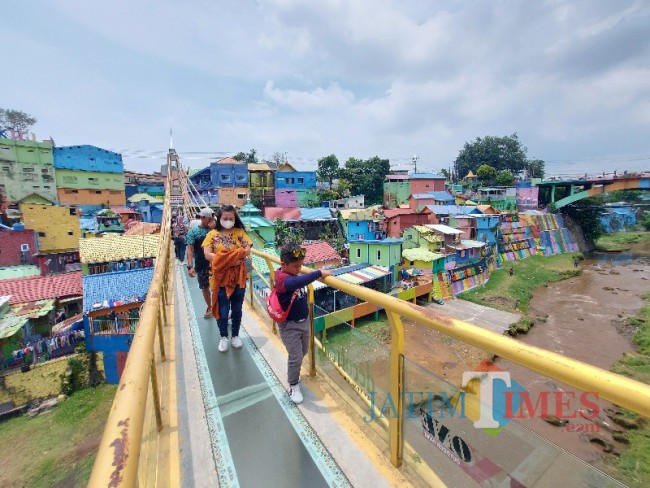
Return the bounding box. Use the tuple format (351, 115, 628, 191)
(202, 205, 252, 352)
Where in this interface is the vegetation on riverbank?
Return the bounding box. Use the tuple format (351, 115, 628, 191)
(0, 384, 116, 488)
(459, 253, 581, 321)
(595, 231, 650, 252)
(606, 292, 650, 487)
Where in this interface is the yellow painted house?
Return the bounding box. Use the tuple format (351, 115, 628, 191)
(20, 204, 81, 253)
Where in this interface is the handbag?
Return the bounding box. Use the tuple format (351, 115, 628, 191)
(266, 288, 300, 323)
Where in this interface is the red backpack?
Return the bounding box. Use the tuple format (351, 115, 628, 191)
(266, 287, 299, 323)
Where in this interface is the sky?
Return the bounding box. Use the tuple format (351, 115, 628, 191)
(2, 0, 650, 177)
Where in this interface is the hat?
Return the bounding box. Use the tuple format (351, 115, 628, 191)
(198, 207, 214, 218)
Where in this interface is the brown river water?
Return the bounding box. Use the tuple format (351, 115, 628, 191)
(496, 245, 650, 471)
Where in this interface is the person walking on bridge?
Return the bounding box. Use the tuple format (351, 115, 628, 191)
(185, 207, 214, 319)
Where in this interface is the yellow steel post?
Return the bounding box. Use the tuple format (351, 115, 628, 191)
(249, 273, 254, 309)
(150, 356, 163, 432)
(308, 284, 316, 377)
(157, 306, 166, 362)
(386, 311, 405, 467)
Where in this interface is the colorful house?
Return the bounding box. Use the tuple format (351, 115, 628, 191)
(82, 267, 154, 383)
(409, 192, 455, 211)
(263, 207, 339, 241)
(382, 208, 429, 237)
(409, 173, 447, 194)
(329, 195, 365, 209)
(79, 234, 159, 275)
(239, 200, 275, 247)
(401, 225, 445, 252)
(348, 238, 403, 283)
(401, 247, 445, 273)
(341, 208, 385, 241)
(248, 162, 275, 208)
(53, 145, 126, 206)
(302, 241, 342, 269)
(383, 174, 410, 207)
(274, 167, 317, 207)
(20, 204, 81, 254)
(0, 227, 38, 267)
(0, 138, 57, 205)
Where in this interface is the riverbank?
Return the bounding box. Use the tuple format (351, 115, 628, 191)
(459, 252, 581, 334)
(0, 384, 116, 487)
(595, 231, 650, 252)
(607, 292, 650, 486)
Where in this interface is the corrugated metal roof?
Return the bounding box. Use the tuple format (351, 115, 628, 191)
(422, 205, 467, 215)
(335, 265, 391, 285)
(83, 268, 154, 312)
(300, 208, 334, 220)
(402, 248, 445, 262)
(460, 239, 487, 249)
(426, 224, 463, 235)
(0, 265, 41, 281)
(409, 173, 446, 179)
(80, 234, 160, 263)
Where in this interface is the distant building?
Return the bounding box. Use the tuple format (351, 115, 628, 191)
(189, 157, 248, 207)
(0, 227, 38, 267)
(329, 195, 365, 209)
(20, 204, 81, 254)
(124, 170, 165, 198)
(239, 200, 276, 247)
(0, 138, 57, 205)
(384, 173, 446, 208)
(302, 241, 342, 269)
(381, 208, 428, 237)
(274, 167, 317, 207)
(248, 162, 276, 208)
(54, 145, 126, 206)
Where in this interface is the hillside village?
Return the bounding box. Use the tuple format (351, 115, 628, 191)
(0, 134, 646, 384)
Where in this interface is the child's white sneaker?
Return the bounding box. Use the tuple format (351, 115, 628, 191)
(231, 336, 243, 348)
(218, 337, 229, 352)
(289, 383, 303, 404)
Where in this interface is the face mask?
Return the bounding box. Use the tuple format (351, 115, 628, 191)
(220, 220, 235, 229)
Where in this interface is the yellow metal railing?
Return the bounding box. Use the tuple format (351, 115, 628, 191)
(88, 152, 175, 487)
(249, 248, 650, 469)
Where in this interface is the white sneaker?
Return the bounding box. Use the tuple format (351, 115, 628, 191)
(231, 336, 243, 348)
(218, 338, 229, 352)
(289, 384, 303, 404)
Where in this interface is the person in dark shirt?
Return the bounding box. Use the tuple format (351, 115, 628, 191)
(273, 242, 331, 404)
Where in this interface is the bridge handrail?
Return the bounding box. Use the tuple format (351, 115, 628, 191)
(88, 153, 174, 487)
(250, 247, 650, 466)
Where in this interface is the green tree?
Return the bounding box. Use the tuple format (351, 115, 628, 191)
(495, 170, 515, 186)
(0, 108, 37, 133)
(454, 133, 543, 179)
(640, 211, 650, 231)
(319, 228, 346, 254)
(477, 164, 497, 182)
(339, 156, 390, 205)
(270, 151, 286, 167)
(274, 218, 304, 246)
(527, 159, 545, 179)
(317, 154, 340, 189)
(232, 149, 258, 165)
(561, 199, 605, 242)
(317, 189, 340, 205)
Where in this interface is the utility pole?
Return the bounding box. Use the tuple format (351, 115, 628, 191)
(412, 154, 419, 174)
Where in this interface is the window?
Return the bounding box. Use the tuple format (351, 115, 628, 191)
(237, 193, 247, 200)
(377, 250, 382, 260)
(286, 178, 295, 184)
(38, 232, 46, 237)
(41, 168, 49, 173)
(63, 175, 77, 184)
(356, 248, 361, 258)
(220, 175, 230, 181)
(69, 208, 77, 216)
(88, 177, 99, 185)
(297, 177, 304, 184)
(68, 231, 74, 236)
(22, 167, 34, 172)
(410, 261, 415, 266)
(236, 174, 246, 181)
(95, 190, 102, 194)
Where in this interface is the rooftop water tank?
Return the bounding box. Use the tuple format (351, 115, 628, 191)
(12, 223, 25, 231)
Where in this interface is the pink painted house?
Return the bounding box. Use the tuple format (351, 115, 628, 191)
(382, 208, 429, 237)
(275, 189, 297, 208)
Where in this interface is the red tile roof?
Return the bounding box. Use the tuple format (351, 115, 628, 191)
(382, 208, 416, 218)
(110, 206, 140, 214)
(303, 241, 342, 265)
(263, 207, 302, 221)
(0, 272, 83, 304)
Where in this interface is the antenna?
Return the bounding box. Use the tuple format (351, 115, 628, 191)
(412, 154, 419, 174)
(169, 129, 173, 149)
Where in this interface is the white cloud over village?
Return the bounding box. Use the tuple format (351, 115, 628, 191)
(2, 0, 649, 175)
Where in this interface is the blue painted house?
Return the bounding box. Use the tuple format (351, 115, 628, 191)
(53, 145, 124, 173)
(83, 267, 154, 384)
(473, 213, 501, 245)
(275, 171, 317, 189)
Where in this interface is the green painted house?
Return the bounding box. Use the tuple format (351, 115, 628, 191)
(239, 200, 276, 246)
(349, 238, 403, 282)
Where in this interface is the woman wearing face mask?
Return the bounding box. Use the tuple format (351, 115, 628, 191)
(202, 205, 252, 352)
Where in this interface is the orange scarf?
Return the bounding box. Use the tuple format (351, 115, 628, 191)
(210, 247, 247, 319)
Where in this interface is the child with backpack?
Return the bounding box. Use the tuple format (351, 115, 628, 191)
(272, 242, 332, 404)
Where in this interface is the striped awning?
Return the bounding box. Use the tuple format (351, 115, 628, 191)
(335, 265, 391, 285)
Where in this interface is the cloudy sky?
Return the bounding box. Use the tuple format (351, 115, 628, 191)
(2, 0, 649, 177)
